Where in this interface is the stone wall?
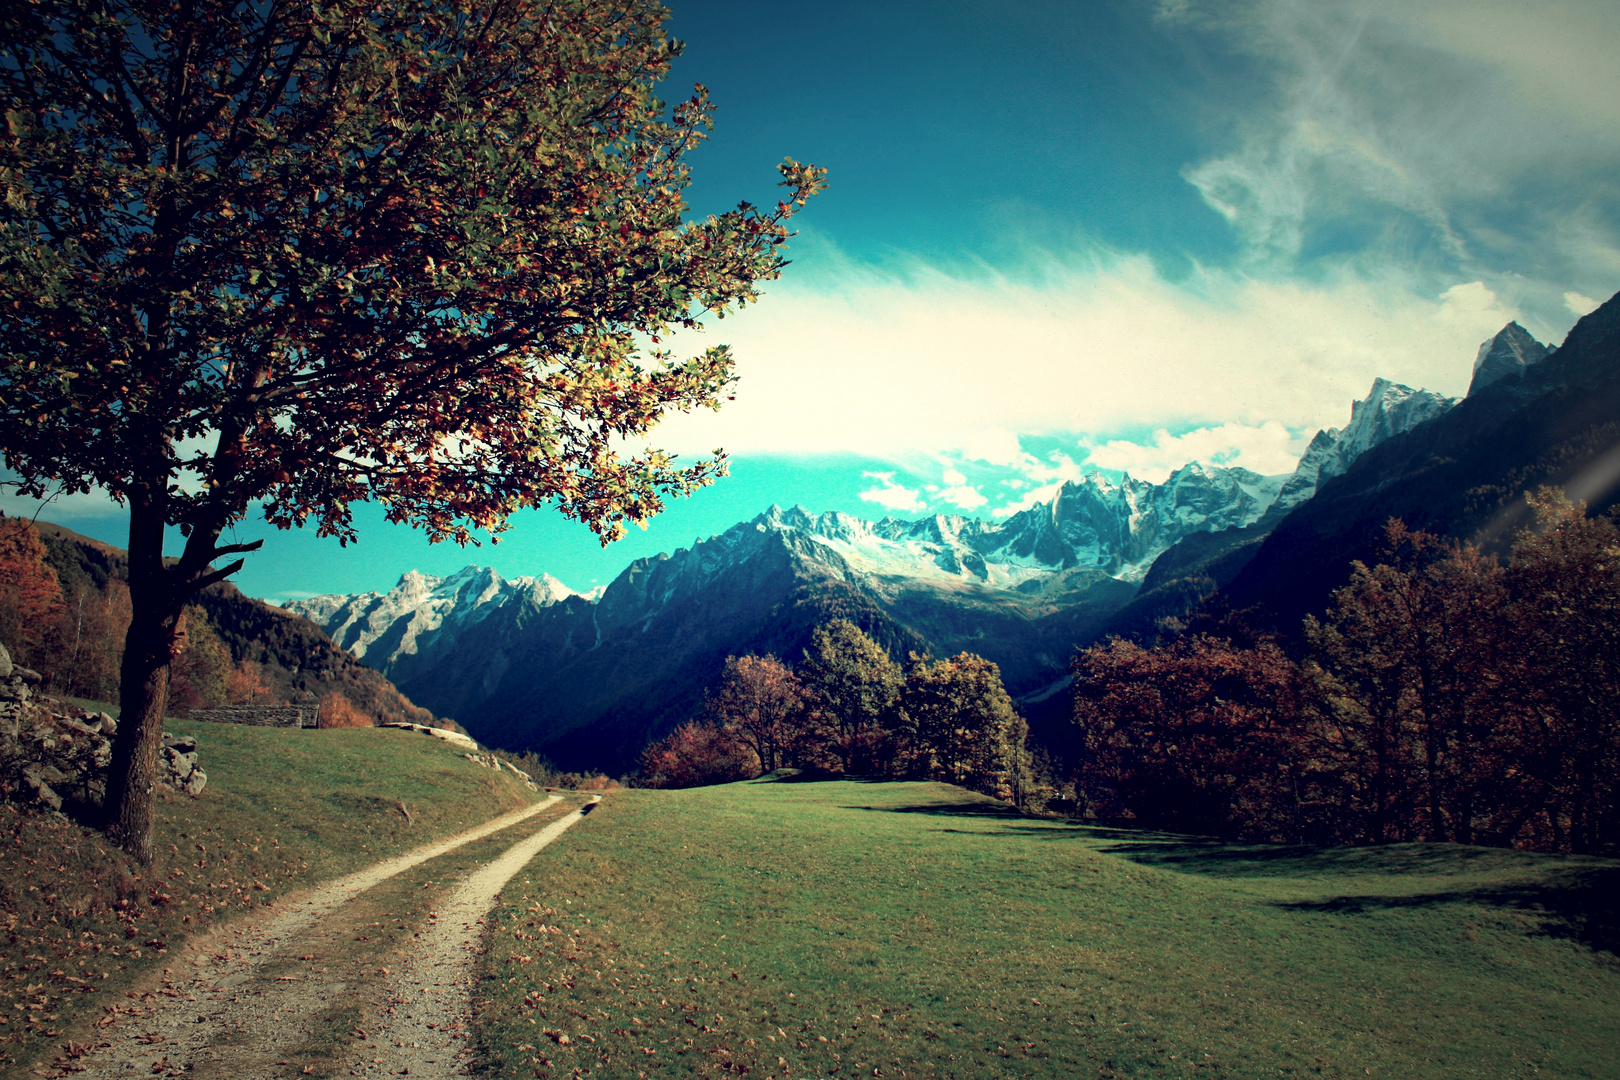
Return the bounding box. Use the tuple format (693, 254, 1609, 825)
(181, 705, 319, 728)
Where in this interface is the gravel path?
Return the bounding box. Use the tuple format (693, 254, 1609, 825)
(63, 795, 578, 1079)
(351, 798, 600, 1077)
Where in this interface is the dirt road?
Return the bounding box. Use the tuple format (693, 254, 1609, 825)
(62, 795, 597, 1079)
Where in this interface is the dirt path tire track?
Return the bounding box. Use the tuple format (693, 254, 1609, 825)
(352, 797, 602, 1077)
(65, 796, 565, 1079)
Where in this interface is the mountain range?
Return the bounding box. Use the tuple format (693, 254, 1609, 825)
(285, 327, 1505, 769)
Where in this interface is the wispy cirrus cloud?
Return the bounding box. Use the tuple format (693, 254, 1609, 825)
(1163, 0, 1620, 317)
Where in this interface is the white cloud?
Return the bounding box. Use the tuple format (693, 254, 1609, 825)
(857, 471, 926, 514)
(1565, 291, 1601, 317)
(0, 483, 123, 524)
(938, 483, 988, 511)
(1083, 421, 1302, 483)
(959, 428, 1028, 468)
(1371, 0, 1620, 139)
(992, 481, 1068, 520)
(648, 248, 1529, 462)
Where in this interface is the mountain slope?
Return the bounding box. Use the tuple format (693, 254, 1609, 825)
(289, 367, 1456, 770)
(33, 521, 434, 726)
(1223, 292, 1620, 630)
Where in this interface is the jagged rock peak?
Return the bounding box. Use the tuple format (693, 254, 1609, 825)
(1270, 378, 1456, 516)
(1468, 322, 1551, 397)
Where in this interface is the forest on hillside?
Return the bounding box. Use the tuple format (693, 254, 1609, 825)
(1073, 491, 1619, 855)
(0, 517, 434, 728)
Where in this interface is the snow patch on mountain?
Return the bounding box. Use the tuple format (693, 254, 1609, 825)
(286, 565, 579, 663)
(1271, 377, 1457, 514)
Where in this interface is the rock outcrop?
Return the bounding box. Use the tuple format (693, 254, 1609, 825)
(0, 645, 206, 812)
(1467, 321, 1552, 396)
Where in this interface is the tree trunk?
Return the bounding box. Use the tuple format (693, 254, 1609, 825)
(104, 608, 182, 865)
(104, 496, 185, 866)
(99, 392, 260, 864)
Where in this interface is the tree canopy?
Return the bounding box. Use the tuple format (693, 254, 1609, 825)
(799, 618, 902, 774)
(0, 0, 823, 860)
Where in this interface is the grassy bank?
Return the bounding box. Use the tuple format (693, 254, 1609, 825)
(476, 778, 1620, 1079)
(0, 718, 541, 1074)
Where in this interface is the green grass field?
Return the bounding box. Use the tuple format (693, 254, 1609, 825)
(476, 778, 1620, 1080)
(0, 718, 541, 1074)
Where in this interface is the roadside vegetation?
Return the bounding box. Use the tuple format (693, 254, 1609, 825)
(0, 720, 540, 1073)
(476, 778, 1620, 1080)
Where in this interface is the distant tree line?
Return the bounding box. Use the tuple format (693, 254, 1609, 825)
(641, 619, 1032, 803)
(1072, 490, 1620, 854)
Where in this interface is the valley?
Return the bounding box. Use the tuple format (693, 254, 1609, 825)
(286, 361, 1474, 766)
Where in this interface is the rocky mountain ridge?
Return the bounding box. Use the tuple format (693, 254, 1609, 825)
(285, 340, 1484, 769)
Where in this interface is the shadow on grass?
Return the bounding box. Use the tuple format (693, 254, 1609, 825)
(756, 770, 901, 785)
(1087, 827, 1620, 957)
(848, 801, 1620, 957)
(841, 800, 1027, 820)
(1275, 865, 1620, 955)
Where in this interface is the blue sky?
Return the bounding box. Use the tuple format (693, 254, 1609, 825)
(13, 0, 1620, 601)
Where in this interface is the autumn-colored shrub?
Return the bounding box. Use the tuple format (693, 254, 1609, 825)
(226, 660, 272, 704)
(639, 721, 760, 788)
(318, 692, 374, 729)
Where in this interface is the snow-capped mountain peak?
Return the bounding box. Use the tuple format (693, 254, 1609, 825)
(1270, 377, 1457, 515)
(285, 564, 581, 663)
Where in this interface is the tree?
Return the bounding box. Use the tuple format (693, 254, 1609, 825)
(166, 605, 231, 713)
(1303, 522, 1511, 843)
(638, 720, 758, 789)
(799, 619, 903, 774)
(226, 658, 270, 705)
(1072, 634, 1306, 837)
(903, 652, 1028, 801)
(0, 0, 823, 861)
(705, 653, 806, 774)
(1504, 489, 1620, 852)
(0, 515, 64, 661)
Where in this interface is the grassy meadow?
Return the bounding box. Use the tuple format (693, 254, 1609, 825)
(0, 717, 541, 1074)
(477, 778, 1620, 1080)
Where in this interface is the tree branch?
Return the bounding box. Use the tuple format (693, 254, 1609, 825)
(192, 557, 246, 592)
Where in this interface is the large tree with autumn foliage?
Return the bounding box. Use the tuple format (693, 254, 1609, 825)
(0, 0, 823, 861)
